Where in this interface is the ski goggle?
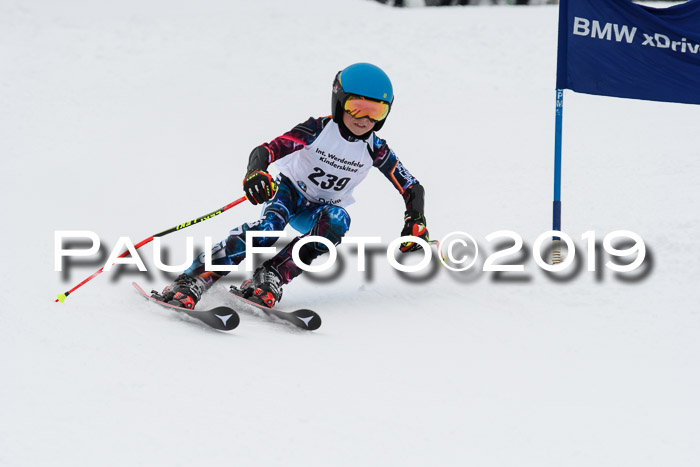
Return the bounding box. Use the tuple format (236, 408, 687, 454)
(343, 95, 390, 122)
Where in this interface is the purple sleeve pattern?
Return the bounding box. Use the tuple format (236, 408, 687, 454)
(368, 134, 420, 196)
(263, 117, 331, 163)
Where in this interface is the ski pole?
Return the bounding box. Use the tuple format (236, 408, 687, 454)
(428, 239, 447, 263)
(55, 195, 248, 303)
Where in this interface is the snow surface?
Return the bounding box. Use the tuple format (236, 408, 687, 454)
(2, 1, 699, 466)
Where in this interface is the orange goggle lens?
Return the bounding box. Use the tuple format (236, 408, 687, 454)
(343, 96, 390, 122)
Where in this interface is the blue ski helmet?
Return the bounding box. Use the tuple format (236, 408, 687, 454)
(332, 63, 394, 132)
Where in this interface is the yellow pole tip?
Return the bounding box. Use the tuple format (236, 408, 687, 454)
(57, 294, 67, 303)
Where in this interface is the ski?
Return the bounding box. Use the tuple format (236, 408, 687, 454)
(132, 282, 240, 331)
(229, 286, 322, 331)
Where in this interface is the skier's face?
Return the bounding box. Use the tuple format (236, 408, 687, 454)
(343, 111, 376, 136)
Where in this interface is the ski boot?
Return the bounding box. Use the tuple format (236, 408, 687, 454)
(237, 265, 283, 308)
(153, 273, 206, 310)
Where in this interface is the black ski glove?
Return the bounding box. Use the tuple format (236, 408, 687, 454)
(243, 170, 275, 205)
(400, 210, 429, 253)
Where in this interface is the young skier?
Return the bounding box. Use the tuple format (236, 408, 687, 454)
(154, 63, 429, 310)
